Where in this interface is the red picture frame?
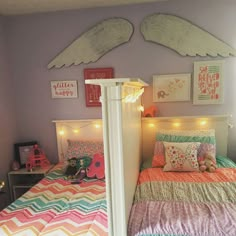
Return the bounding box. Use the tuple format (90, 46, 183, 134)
(84, 68, 114, 107)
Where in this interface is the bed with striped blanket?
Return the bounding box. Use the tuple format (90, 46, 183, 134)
(128, 167, 236, 236)
(0, 163, 107, 236)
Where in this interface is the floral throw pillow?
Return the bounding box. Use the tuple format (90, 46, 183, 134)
(163, 142, 200, 172)
(65, 139, 103, 159)
(87, 153, 105, 179)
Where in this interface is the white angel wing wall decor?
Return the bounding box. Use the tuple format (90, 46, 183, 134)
(140, 13, 236, 57)
(48, 18, 134, 69)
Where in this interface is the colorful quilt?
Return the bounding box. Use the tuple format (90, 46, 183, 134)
(128, 168, 236, 236)
(0, 163, 107, 236)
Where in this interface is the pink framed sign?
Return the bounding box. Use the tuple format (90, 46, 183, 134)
(193, 60, 224, 105)
(84, 68, 114, 107)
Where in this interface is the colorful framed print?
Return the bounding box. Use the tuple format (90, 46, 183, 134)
(153, 73, 191, 102)
(84, 68, 114, 107)
(193, 60, 224, 105)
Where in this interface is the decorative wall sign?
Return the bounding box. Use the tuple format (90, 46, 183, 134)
(153, 73, 191, 102)
(51, 80, 78, 98)
(141, 13, 236, 57)
(84, 68, 114, 107)
(193, 60, 224, 105)
(48, 18, 133, 69)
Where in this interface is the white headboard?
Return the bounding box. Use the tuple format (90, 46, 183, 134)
(53, 119, 103, 161)
(142, 115, 230, 160)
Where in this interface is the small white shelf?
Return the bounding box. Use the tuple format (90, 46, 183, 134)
(8, 165, 54, 201)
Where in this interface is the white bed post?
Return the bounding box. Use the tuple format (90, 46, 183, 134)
(85, 78, 148, 236)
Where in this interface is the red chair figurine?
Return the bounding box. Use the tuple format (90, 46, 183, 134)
(26, 144, 50, 171)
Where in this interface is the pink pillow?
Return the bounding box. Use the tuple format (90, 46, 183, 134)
(152, 154, 165, 167)
(152, 141, 165, 167)
(87, 153, 105, 179)
(198, 143, 216, 162)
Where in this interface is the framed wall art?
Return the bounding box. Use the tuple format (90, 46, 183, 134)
(84, 68, 114, 107)
(14, 141, 38, 168)
(153, 73, 191, 102)
(193, 60, 224, 105)
(51, 80, 78, 98)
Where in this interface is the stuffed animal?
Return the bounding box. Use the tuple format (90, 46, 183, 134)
(65, 157, 78, 179)
(199, 153, 217, 173)
(75, 156, 92, 182)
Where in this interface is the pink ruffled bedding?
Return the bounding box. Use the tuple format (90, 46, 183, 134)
(128, 168, 236, 236)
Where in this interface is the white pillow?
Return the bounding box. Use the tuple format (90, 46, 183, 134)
(163, 142, 200, 172)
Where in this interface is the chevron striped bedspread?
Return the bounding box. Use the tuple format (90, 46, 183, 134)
(0, 163, 107, 236)
(128, 168, 236, 236)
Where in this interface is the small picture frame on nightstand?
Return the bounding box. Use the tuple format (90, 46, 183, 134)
(14, 141, 38, 168)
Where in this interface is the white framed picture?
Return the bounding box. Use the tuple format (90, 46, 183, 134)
(153, 73, 191, 102)
(193, 60, 224, 105)
(50, 80, 78, 98)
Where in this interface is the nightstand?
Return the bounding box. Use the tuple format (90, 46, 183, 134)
(8, 165, 54, 202)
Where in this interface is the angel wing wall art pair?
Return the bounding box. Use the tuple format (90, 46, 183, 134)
(47, 14, 236, 69)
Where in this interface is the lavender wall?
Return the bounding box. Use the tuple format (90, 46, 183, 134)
(0, 17, 17, 188)
(4, 0, 236, 163)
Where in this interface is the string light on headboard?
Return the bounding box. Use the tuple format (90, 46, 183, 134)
(172, 122, 181, 128)
(94, 123, 101, 129)
(199, 120, 207, 126)
(53, 119, 103, 161)
(148, 123, 155, 128)
(144, 115, 234, 132)
(56, 121, 103, 141)
(59, 130, 65, 136)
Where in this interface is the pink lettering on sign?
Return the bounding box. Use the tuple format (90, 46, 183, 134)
(197, 65, 220, 101)
(55, 90, 74, 96)
(53, 82, 75, 90)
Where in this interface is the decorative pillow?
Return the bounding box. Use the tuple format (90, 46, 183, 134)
(65, 139, 103, 159)
(158, 129, 215, 137)
(87, 153, 105, 179)
(198, 143, 216, 162)
(156, 129, 216, 144)
(156, 133, 216, 144)
(152, 141, 165, 167)
(156, 129, 216, 161)
(163, 142, 200, 172)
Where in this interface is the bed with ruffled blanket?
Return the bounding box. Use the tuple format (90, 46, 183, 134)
(128, 158, 236, 236)
(0, 163, 107, 236)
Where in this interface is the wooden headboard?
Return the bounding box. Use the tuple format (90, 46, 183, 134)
(141, 115, 230, 160)
(53, 119, 103, 161)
